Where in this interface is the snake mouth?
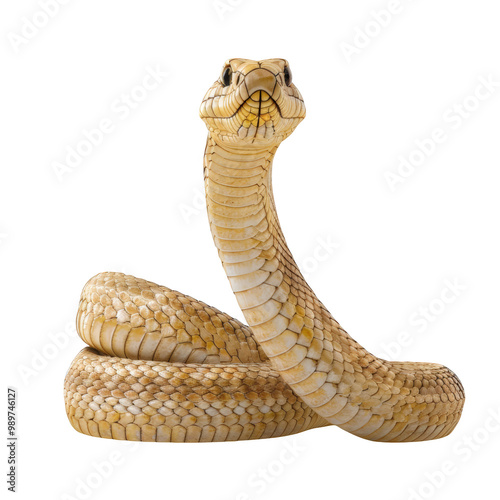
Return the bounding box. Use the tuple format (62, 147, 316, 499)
(236, 91, 281, 141)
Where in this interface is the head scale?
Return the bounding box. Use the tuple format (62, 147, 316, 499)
(200, 58, 306, 148)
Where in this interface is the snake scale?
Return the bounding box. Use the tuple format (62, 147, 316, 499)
(64, 58, 465, 443)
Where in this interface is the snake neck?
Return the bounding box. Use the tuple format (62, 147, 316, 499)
(204, 137, 289, 298)
(204, 136, 343, 403)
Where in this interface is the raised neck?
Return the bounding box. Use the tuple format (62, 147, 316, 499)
(202, 131, 464, 442)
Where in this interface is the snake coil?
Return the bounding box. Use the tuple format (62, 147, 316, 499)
(64, 58, 464, 443)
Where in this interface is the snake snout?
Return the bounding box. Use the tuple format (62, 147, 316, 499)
(243, 68, 278, 100)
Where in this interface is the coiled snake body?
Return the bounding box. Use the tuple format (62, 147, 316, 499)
(64, 59, 465, 442)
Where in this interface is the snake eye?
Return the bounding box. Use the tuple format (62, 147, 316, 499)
(221, 66, 232, 87)
(284, 65, 292, 86)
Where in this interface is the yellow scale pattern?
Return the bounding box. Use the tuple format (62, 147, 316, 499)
(64, 273, 329, 441)
(64, 58, 464, 443)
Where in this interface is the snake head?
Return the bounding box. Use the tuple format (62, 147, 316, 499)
(200, 58, 306, 147)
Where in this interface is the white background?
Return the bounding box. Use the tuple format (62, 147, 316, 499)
(2, 1, 499, 499)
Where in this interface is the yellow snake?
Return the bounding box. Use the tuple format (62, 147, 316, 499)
(64, 58, 465, 443)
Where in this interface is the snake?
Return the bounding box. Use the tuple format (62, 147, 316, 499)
(64, 58, 465, 443)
